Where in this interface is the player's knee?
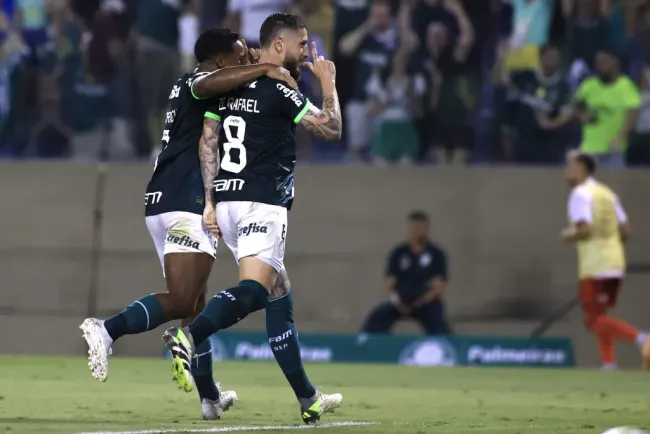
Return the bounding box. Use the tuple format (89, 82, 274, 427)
(271, 269, 290, 299)
(167, 290, 197, 319)
(239, 256, 278, 292)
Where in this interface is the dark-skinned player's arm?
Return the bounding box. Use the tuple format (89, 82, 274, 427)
(299, 42, 342, 141)
(191, 39, 298, 101)
(199, 112, 222, 237)
(192, 64, 298, 98)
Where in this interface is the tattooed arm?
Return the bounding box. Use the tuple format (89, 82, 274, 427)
(299, 42, 342, 141)
(199, 116, 221, 206)
(299, 94, 342, 141)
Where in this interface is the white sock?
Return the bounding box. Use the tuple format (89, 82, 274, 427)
(601, 363, 618, 371)
(635, 332, 648, 347)
(100, 320, 114, 346)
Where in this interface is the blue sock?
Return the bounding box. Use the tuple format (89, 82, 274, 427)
(266, 292, 316, 399)
(104, 294, 165, 341)
(189, 279, 270, 346)
(192, 338, 219, 402)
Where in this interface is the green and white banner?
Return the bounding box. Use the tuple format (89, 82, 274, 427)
(164, 332, 574, 367)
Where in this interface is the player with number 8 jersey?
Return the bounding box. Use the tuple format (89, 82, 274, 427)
(162, 13, 345, 425)
(79, 28, 299, 421)
(207, 76, 309, 209)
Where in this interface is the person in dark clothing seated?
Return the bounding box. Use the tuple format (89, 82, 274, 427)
(361, 211, 448, 335)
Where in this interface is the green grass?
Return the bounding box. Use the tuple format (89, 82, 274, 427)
(0, 356, 649, 434)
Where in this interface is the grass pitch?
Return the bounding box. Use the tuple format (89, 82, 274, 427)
(0, 356, 649, 434)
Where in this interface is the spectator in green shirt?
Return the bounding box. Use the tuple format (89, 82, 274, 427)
(574, 49, 642, 166)
(546, 48, 642, 167)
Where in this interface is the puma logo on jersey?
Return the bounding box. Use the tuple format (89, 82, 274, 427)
(238, 222, 268, 237)
(276, 83, 303, 107)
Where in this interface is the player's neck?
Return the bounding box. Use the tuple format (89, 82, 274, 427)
(258, 51, 282, 67)
(196, 62, 217, 74)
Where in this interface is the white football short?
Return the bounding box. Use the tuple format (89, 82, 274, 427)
(145, 211, 217, 274)
(216, 201, 287, 272)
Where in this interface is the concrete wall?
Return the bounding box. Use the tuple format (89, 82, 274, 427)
(1, 163, 649, 367)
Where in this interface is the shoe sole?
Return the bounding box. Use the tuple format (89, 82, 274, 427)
(79, 319, 108, 382)
(162, 330, 194, 393)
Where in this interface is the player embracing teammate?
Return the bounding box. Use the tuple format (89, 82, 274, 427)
(163, 13, 343, 424)
(80, 12, 344, 425)
(80, 28, 299, 420)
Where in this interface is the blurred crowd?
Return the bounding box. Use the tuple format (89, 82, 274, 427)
(0, 0, 648, 165)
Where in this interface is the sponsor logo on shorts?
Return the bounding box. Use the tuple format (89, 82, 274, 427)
(166, 234, 200, 250)
(238, 222, 268, 237)
(276, 83, 303, 107)
(398, 338, 458, 367)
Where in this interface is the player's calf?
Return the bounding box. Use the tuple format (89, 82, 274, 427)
(182, 291, 222, 407)
(99, 252, 211, 345)
(266, 291, 316, 400)
(186, 279, 270, 346)
(264, 272, 344, 423)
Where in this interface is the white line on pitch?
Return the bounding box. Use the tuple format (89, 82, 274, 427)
(76, 421, 377, 434)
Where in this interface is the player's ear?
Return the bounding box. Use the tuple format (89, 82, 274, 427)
(215, 57, 225, 69)
(273, 36, 284, 54)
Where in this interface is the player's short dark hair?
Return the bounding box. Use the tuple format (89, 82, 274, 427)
(259, 13, 307, 49)
(194, 28, 240, 63)
(572, 152, 597, 175)
(408, 211, 429, 222)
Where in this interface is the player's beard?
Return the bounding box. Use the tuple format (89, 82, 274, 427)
(283, 57, 302, 81)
